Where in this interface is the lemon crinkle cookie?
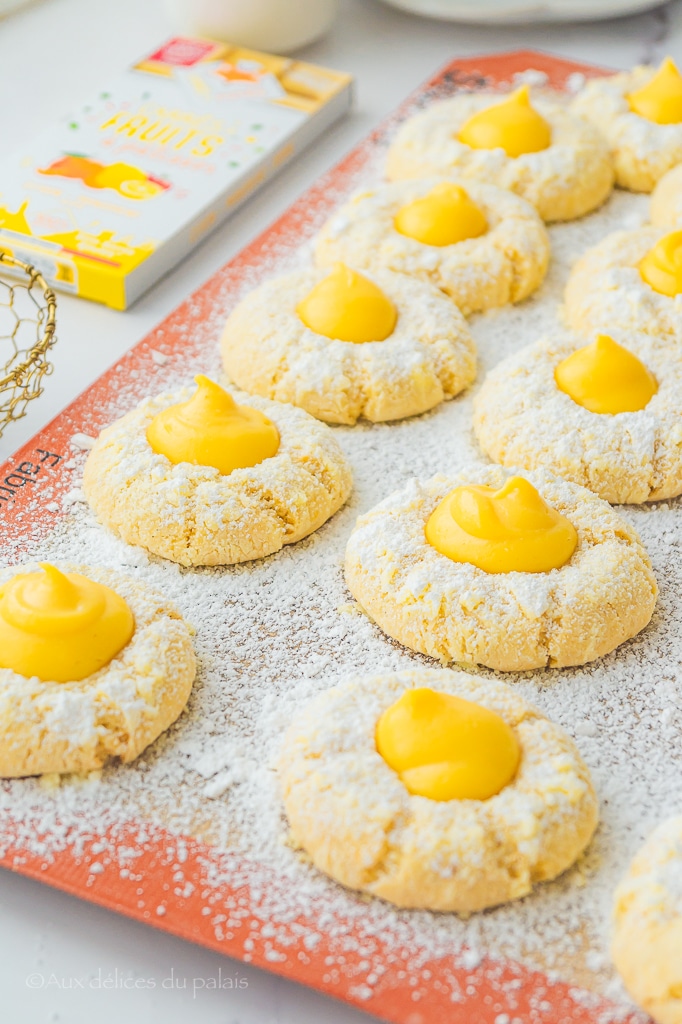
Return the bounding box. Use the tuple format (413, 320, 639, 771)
(571, 57, 682, 193)
(612, 816, 682, 1024)
(0, 563, 196, 777)
(564, 226, 682, 339)
(473, 331, 682, 504)
(221, 264, 476, 425)
(314, 179, 549, 316)
(83, 376, 352, 567)
(344, 465, 657, 672)
(279, 668, 598, 912)
(385, 85, 613, 222)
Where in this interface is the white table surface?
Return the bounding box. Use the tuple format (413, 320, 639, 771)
(1, 0, 681, 1020)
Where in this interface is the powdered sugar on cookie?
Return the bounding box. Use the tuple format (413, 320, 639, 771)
(0, 146, 677, 1017)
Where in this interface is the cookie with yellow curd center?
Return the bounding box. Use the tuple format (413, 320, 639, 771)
(565, 226, 682, 340)
(0, 563, 195, 777)
(0, 563, 134, 683)
(344, 466, 657, 671)
(639, 230, 682, 297)
(393, 182, 488, 246)
(571, 58, 682, 192)
(554, 334, 658, 413)
(83, 380, 352, 567)
(473, 330, 682, 504)
(651, 162, 682, 227)
(221, 265, 476, 425)
(375, 687, 520, 801)
(314, 179, 549, 316)
(146, 374, 280, 475)
(628, 57, 682, 125)
(279, 668, 599, 912)
(296, 264, 397, 343)
(612, 816, 682, 1024)
(425, 476, 577, 574)
(386, 87, 613, 222)
(457, 86, 552, 158)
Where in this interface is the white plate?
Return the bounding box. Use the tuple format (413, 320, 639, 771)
(378, 0, 664, 23)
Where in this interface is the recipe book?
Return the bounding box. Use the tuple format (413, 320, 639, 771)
(0, 36, 353, 309)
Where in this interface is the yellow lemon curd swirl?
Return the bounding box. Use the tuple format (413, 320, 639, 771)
(457, 85, 551, 159)
(146, 375, 279, 476)
(640, 230, 682, 296)
(628, 57, 682, 124)
(555, 334, 658, 414)
(376, 687, 520, 801)
(425, 476, 577, 574)
(0, 564, 134, 683)
(296, 263, 397, 343)
(393, 182, 488, 247)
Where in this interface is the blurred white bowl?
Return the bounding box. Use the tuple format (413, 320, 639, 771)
(162, 0, 338, 53)
(379, 0, 664, 22)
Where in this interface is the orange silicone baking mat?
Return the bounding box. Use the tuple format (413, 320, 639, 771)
(0, 51, 648, 1024)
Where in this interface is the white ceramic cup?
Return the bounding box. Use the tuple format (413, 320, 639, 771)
(163, 0, 338, 53)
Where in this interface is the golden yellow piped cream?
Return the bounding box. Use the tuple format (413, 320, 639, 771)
(555, 334, 658, 414)
(628, 57, 682, 124)
(640, 230, 682, 296)
(393, 182, 488, 247)
(296, 263, 397, 343)
(0, 564, 134, 683)
(457, 85, 551, 159)
(376, 687, 520, 802)
(146, 375, 279, 476)
(425, 475, 577, 574)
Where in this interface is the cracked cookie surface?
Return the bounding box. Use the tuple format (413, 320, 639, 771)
(344, 466, 657, 672)
(314, 179, 549, 316)
(0, 564, 196, 777)
(564, 226, 682, 340)
(613, 816, 682, 1024)
(83, 386, 352, 566)
(571, 67, 682, 193)
(220, 266, 476, 425)
(385, 92, 613, 222)
(473, 331, 682, 504)
(279, 668, 598, 912)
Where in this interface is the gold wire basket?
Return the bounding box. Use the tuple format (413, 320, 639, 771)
(0, 251, 57, 440)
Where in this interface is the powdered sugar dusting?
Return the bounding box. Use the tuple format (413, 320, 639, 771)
(572, 67, 682, 178)
(0, 122, 677, 1023)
